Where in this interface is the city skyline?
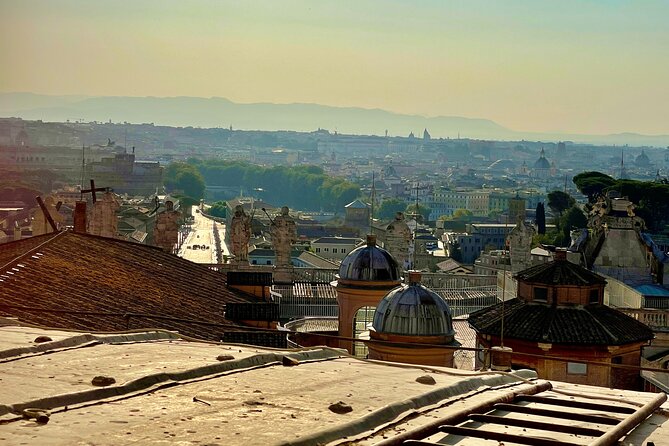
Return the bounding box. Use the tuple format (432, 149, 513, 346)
(2, 0, 668, 136)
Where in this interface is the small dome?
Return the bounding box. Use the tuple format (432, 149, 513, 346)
(338, 234, 401, 282)
(373, 272, 454, 337)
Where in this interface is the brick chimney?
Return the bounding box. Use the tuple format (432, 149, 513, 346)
(73, 201, 87, 233)
(554, 248, 567, 261)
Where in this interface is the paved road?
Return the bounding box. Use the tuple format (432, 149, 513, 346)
(178, 206, 218, 263)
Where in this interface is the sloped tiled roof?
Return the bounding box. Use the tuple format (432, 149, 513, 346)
(514, 259, 607, 286)
(0, 231, 253, 340)
(345, 199, 369, 209)
(468, 298, 654, 345)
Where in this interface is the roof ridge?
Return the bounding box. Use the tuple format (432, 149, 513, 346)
(583, 306, 619, 344)
(0, 230, 66, 273)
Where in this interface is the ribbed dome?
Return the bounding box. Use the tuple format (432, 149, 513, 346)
(635, 150, 651, 166)
(338, 234, 401, 282)
(373, 272, 454, 337)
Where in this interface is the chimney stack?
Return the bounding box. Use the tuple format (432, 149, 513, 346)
(554, 248, 567, 261)
(74, 201, 87, 233)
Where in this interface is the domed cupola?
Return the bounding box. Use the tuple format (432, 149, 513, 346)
(635, 149, 651, 167)
(533, 148, 551, 169)
(373, 271, 454, 338)
(338, 234, 401, 284)
(334, 234, 403, 355)
(367, 271, 460, 367)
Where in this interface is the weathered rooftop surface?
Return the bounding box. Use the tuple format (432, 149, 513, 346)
(0, 231, 253, 340)
(514, 258, 608, 286)
(1, 322, 667, 446)
(469, 298, 655, 345)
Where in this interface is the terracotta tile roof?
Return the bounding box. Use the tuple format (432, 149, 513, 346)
(0, 233, 57, 265)
(0, 231, 254, 340)
(514, 259, 607, 286)
(468, 298, 654, 346)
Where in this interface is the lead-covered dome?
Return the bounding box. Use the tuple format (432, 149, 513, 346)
(338, 234, 401, 282)
(533, 148, 550, 169)
(373, 272, 454, 337)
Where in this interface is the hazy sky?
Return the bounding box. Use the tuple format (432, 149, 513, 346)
(1, 0, 668, 135)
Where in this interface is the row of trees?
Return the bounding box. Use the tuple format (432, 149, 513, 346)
(537, 169, 669, 247)
(167, 159, 360, 212)
(164, 162, 206, 200)
(573, 171, 669, 233)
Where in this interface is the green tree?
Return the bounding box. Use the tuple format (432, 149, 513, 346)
(405, 203, 432, 223)
(175, 170, 205, 199)
(377, 198, 407, 220)
(208, 201, 227, 218)
(556, 206, 588, 247)
(452, 209, 474, 220)
(536, 202, 546, 234)
(547, 190, 575, 218)
(573, 171, 617, 202)
(164, 161, 206, 199)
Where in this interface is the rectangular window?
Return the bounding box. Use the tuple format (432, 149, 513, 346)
(567, 362, 587, 375)
(589, 289, 599, 304)
(315, 248, 320, 253)
(534, 287, 548, 302)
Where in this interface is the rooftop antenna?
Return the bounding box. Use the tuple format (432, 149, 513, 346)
(124, 126, 128, 150)
(79, 144, 86, 200)
(369, 171, 375, 234)
(500, 213, 508, 349)
(411, 181, 420, 270)
(564, 174, 568, 193)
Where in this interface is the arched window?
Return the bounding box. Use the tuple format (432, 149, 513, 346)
(353, 306, 376, 358)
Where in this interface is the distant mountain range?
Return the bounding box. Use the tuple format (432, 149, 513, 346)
(1, 92, 668, 147)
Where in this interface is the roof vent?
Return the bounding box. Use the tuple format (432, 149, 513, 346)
(408, 271, 422, 285)
(554, 249, 567, 261)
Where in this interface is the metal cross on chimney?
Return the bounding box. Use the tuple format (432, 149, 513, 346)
(81, 179, 109, 203)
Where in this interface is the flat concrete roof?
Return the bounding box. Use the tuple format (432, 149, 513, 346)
(1, 322, 668, 446)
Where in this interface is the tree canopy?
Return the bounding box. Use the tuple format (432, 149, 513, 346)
(377, 198, 406, 220)
(208, 201, 227, 218)
(547, 190, 575, 218)
(164, 162, 205, 200)
(405, 203, 432, 223)
(573, 172, 669, 233)
(572, 171, 617, 202)
(172, 159, 360, 212)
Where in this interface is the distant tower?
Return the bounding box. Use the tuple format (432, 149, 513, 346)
(423, 128, 431, 141)
(556, 142, 566, 166)
(619, 150, 628, 179)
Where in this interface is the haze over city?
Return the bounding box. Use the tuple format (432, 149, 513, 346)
(2, 3, 669, 445)
(2, 0, 669, 137)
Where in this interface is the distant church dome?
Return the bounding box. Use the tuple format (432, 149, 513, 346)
(635, 149, 651, 167)
(372, 272, 454, 337)
(533, 148, 551, 169)
(338, 234, 401, 282)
